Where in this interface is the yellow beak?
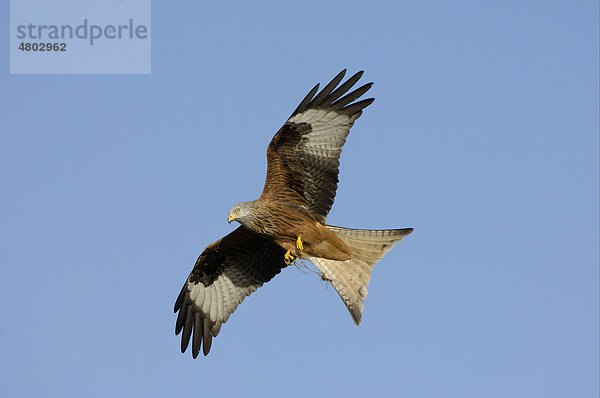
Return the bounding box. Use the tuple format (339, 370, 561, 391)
(227, 214, 237, 223)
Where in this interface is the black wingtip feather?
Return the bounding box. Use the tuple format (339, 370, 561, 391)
(291, 83, 320, 117)
(202, 321, 213, 356)
(342, 98, 375, 115)
(192, 313, 202, 359)
(180, 306, 194, 353)
(175, 301, 188, 335)
(289, 69, 372, 118)
(174, 283, 187, 312)
(326, 70, 365, 104)
(311, 69, 347, 107)
(332, 83, 374, 111)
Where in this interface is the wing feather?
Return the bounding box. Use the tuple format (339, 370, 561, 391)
(193, 313, 204, 358)
(174, 226, 287, 357)
(310, 69, 346, 108)
(331, 83, 374, 109)
(181, 305, 193, 353)
(290, 83, 320, 117)
(323, 70, 364, 105)
(262, 70, 374, 222)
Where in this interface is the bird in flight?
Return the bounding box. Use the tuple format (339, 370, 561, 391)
(174, 70, 413, 357)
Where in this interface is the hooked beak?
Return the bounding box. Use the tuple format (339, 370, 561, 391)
(227, 214, 237, 224)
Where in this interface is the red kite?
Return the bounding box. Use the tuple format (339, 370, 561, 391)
(175, 70, 413, 357)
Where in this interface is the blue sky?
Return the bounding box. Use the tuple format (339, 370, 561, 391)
(1, 1, 598, 397)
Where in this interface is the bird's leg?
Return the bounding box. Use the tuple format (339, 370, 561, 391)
(284, 250, 295, 265)
(296, 236, 304, 251)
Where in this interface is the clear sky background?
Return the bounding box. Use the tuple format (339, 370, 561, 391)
(1, 1, 598, 397)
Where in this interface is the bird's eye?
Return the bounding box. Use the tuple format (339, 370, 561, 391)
(235, 208, 240, 214)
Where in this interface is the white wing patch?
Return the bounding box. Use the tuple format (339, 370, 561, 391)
(184, 264, 264, 337)
(286, 109, 361, 222)
(289, 109, 358, 149)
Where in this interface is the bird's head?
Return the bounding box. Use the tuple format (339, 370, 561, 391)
(227, 201, 254, 224)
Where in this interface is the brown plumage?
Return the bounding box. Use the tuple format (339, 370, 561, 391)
(174, 70, 413, 357)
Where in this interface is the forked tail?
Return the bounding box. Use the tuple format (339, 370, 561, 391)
(307, 226, 413, 325)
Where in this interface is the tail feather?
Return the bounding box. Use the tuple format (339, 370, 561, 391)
(307, 226, 413, 325)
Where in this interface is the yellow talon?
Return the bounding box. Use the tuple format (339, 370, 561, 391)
(296, 236, 304, 251)
(284, 250, 295, 265)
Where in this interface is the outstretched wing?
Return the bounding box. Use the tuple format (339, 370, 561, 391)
(174, 226, 287, 357)
(261, 70, 374, 223)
